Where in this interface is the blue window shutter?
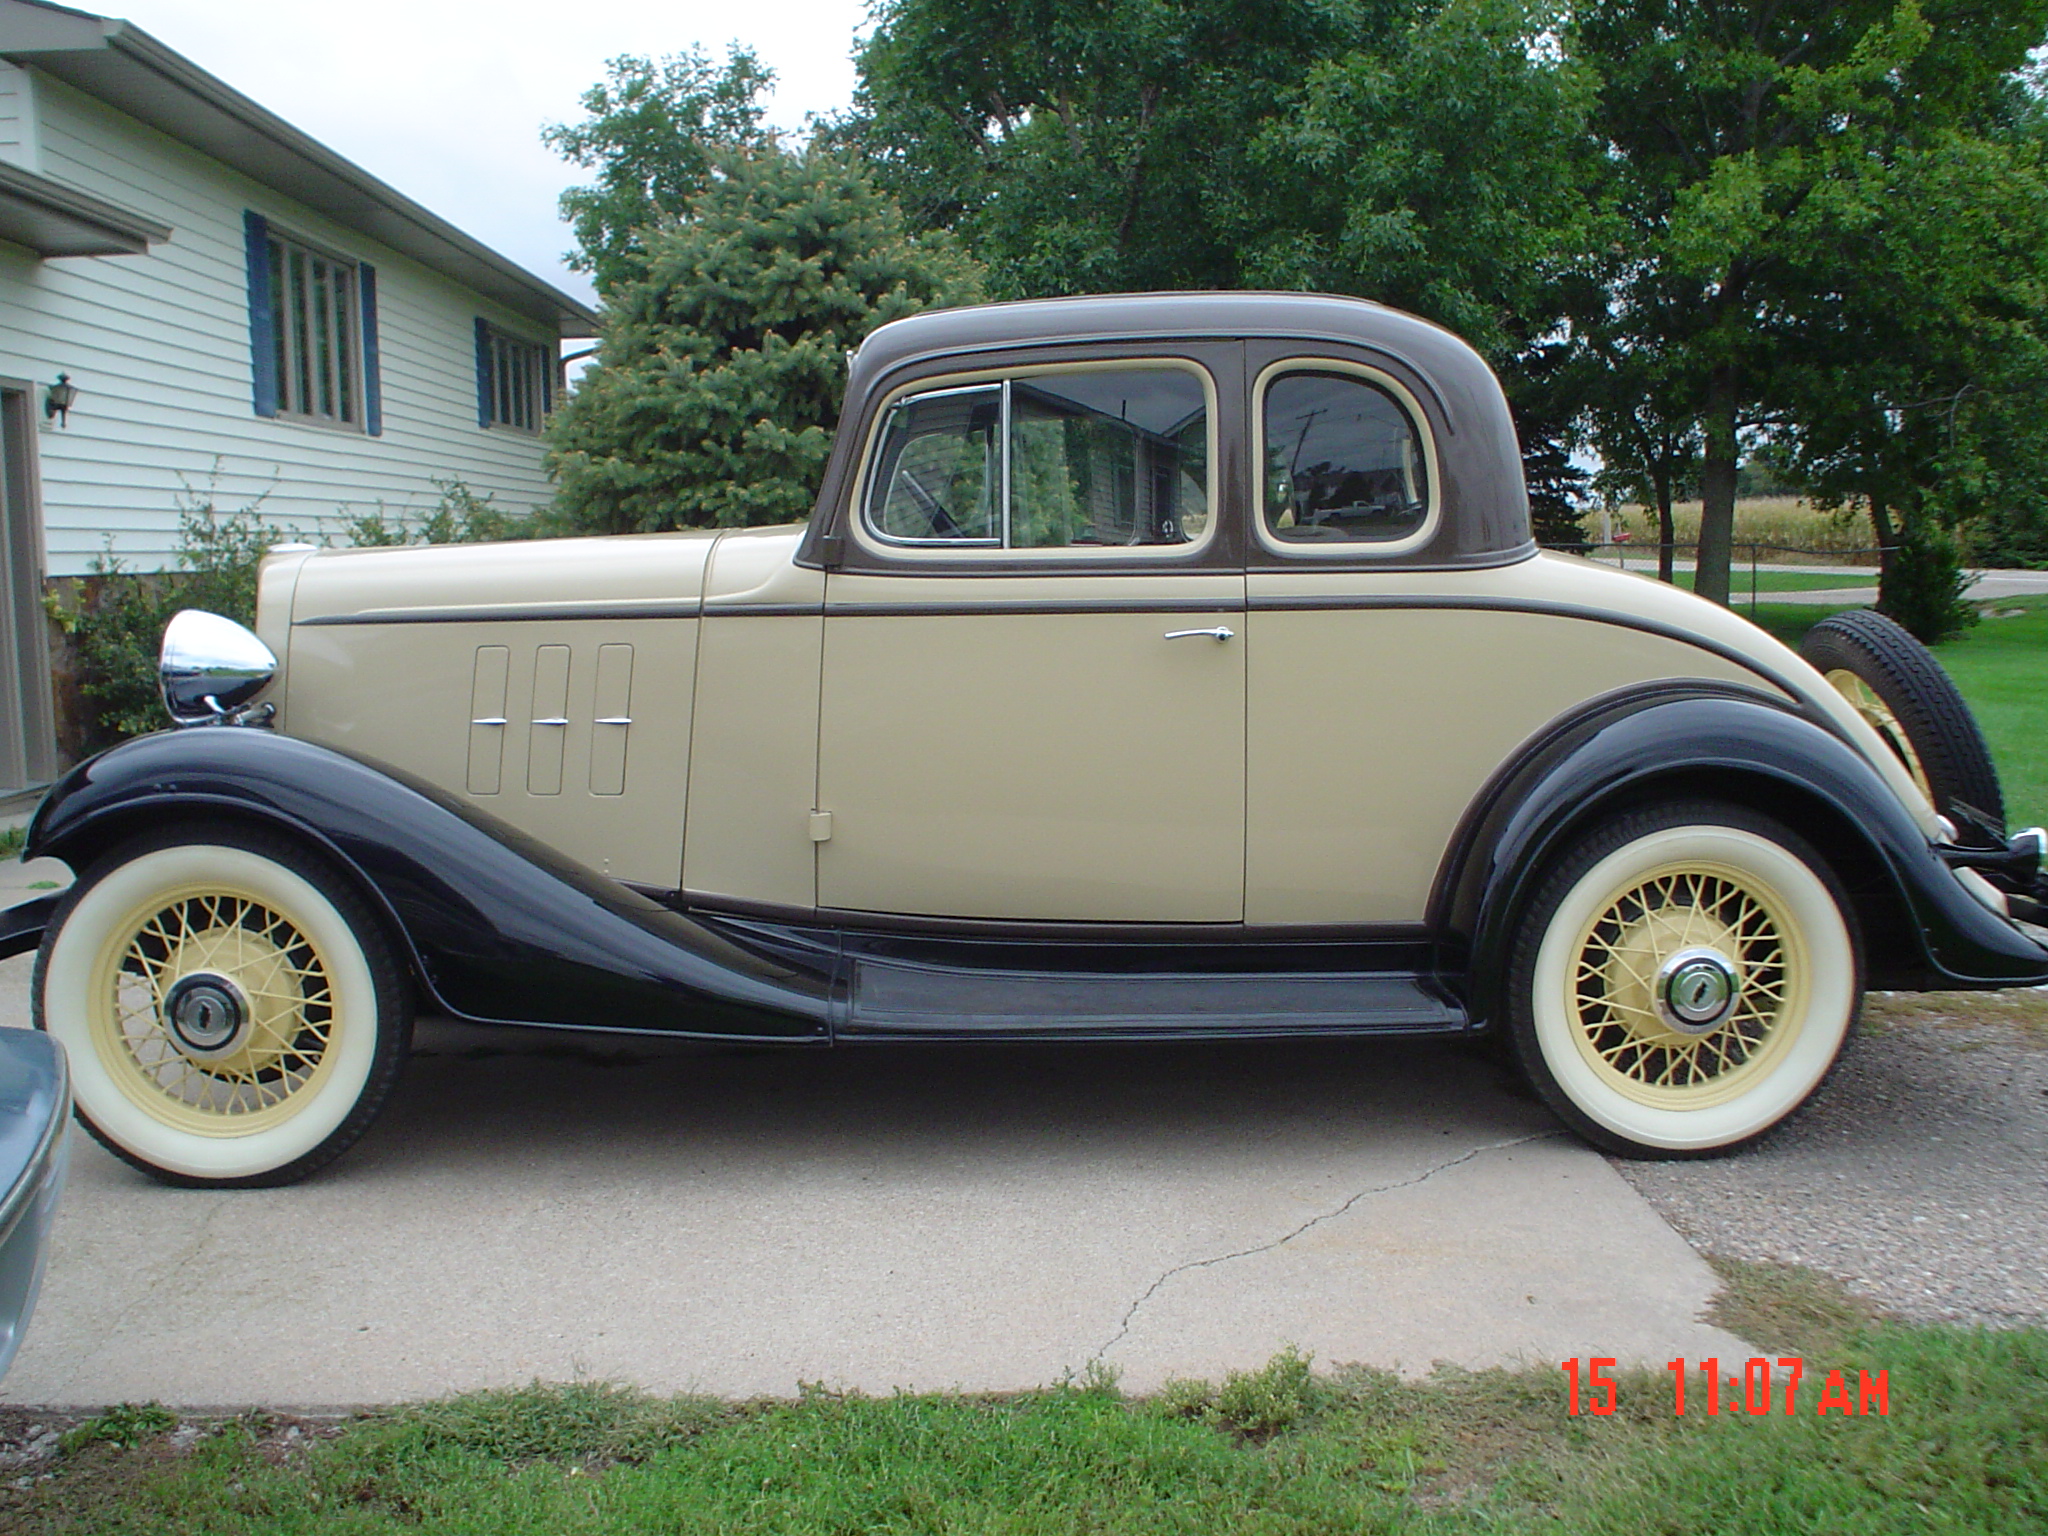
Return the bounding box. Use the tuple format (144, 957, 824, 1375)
(243, 211, 277, 416)
(359, 262, 382, 436)
(542, 346, 555, 415)
(474, 318, 493, 428)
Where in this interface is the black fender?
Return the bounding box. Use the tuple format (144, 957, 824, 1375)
(1433, 686, 2048, 1026)
(24, 729, 834, 1041)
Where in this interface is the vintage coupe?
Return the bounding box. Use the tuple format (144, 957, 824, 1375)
(7, 292, 2047, 1187)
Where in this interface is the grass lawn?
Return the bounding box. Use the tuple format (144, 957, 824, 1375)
(1684, 568, 1878, 595)
(1745, 595, 2048, 829)
(7, 1285, 2043, 1535)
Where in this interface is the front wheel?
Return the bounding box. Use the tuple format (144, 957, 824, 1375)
(1505, 802, 1860, 1158)
(33, 823, 412, 1187)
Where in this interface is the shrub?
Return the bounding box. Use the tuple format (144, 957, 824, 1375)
(343, 478, 535, 548)
(50, 480, 522, 745)
(1209, 1347, 1320, 1437)
(1879, 522, 1980, 645)
(46, 500, 276, 744)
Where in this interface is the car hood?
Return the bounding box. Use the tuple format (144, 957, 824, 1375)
(277, 527, 734, 627)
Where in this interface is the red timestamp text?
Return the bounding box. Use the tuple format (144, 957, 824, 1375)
(1559, 1357, 1890, 1417)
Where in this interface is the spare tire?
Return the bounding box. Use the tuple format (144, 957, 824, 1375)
(1799, 608, 2004, 829)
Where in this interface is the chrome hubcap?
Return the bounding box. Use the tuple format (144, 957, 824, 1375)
(1655, 948, 1739, 1035)
(163, 971, 251, 1058)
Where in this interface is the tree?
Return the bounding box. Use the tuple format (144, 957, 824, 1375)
(543, 48, 775, 293)
(1240, 0, 1600, 360)
(1568, 0, 2048, 605)
(1768, 126, 2048, 636)
(844, 0, 1373, 296)
(1242, 0, 1604, 544)
(544, 148, 984, 534)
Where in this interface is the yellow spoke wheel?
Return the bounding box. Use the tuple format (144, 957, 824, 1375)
(34, 826, 411, 1187)
(95, 886, 339, 1135)
(1510, 803, 1859, 1157)
(1567, 861, 1805, 1110)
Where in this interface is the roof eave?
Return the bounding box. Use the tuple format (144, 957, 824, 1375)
(0, 4, 597, 337)
(0, 153, 170, 255)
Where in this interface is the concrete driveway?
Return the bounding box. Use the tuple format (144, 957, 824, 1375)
(0, 901, 1748, 1408)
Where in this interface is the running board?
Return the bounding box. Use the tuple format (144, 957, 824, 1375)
(843, 957, 1465, 1039)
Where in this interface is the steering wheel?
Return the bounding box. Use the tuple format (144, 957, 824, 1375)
(901, 470, 966, 538)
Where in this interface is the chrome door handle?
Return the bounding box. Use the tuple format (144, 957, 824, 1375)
(1163, 626, 1235, 642)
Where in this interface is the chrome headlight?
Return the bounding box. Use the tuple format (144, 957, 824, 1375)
(159, 609, 277, 726)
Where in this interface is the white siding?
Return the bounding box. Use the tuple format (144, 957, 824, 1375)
(0, 69, 560, 576)
(0, 61, 39, 170)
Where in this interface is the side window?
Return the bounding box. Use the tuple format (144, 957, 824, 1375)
(1261, 370, 1429, 546)
(869, 385, 1001, 544)
(863, 367, 1210, 551)
(1009, 371, 1208, 548)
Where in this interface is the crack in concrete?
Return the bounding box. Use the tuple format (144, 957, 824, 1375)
(1092, 1130, 1565, 1362)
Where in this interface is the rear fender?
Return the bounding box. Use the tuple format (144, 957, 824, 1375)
(1434, 687, 2048, 1025)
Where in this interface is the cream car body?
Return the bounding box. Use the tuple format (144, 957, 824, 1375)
(16, 292, 2048, 1185)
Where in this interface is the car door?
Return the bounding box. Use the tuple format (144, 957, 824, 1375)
(816, 360, 1246, 923)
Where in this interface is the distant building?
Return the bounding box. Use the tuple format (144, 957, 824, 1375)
(0, 0, 596, 795)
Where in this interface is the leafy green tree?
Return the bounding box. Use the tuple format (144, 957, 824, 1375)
(1767, 125, 2048, 637)
(543, 48, 774, 293)
(1568, 0, 2048, 605)
(1242, 0, 1604, 543)
(844, 0, 1371, 296)
(1241, 0, 1600, 360)
(544, 148, 983, 534)
(849, 0, 1601, 522)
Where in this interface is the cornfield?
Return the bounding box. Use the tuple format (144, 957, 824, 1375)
(1598, 498, 1881, 564)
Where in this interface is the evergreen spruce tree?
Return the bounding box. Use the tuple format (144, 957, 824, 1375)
(545, 148, 983, 534)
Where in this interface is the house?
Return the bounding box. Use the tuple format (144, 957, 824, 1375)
(0, 0, 598, 798)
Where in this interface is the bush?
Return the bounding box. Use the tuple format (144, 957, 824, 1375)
(1879, 522, 1980, 644)
(47, 501, 276, 744)
(50, 481, 521, 745)
(1969, 497, 2048, 569)
(342, 478, 535, 548)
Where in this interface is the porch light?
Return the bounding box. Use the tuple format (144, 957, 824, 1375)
(43, 373, 78, 427)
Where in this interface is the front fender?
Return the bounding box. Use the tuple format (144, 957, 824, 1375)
(26, 729, 833, 1040)
(1437, 688, 2048, 1024)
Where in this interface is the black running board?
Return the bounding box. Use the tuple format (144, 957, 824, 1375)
(842, 954, 1465, 1040)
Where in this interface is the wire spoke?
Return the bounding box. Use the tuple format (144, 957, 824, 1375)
(111, 892, 333, 1119)
(1574, 863, 1793, 1093)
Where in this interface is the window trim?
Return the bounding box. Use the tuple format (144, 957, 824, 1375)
(261, 223, 370, 433)
(851, 357, 1221, 563)
(1251, 357, 1441, 561)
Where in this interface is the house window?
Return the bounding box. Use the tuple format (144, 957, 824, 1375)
(476, 322, 552, 433)
(266, 232, 364, 427)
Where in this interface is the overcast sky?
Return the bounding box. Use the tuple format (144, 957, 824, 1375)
(107, 0, 873, 309)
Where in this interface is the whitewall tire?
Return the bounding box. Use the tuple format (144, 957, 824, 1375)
(33, 824, 412, 1187)
(1506, 802, 1860, 1157)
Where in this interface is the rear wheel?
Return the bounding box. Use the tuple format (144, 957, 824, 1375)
(1800, 608, 2003, 828)
(33, 823, 411, 1187)
(1506, 802, 1859, 1158)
